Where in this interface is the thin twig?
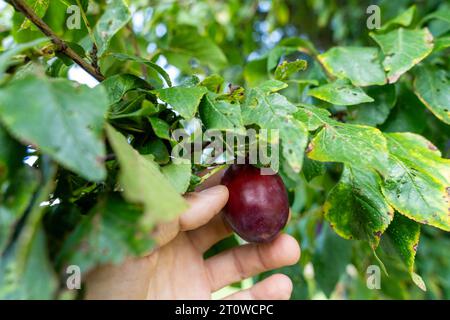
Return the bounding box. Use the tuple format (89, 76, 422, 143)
(75, 0, 96, 45)
(75, 0, 100, 72)
(6, 0, 105, 82)
(198, 164, 228, 185)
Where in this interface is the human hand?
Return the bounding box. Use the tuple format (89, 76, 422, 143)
(85, 176, 301, 300)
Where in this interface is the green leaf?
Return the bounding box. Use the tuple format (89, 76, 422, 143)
(200, 74, 225, 93)
(381, 214, 425, 291)
(308, 80, 374, 106)
(0, 38, 48, 82)
(111, 53, 172, 87)
(413, 65, 450, 125)
(20, 0, 50, 30)
(370, 28, 434, 83)
(278, 120, 309, 173)
(108, 95, 157, 120)
(106, 125, 187, 230)
(94, 0, 131, 56)
(199, 93, 245, 132)
(0, 125, 25, 183)
(243, 86, 297, 126)
(294, 103, 332, 131)
(165, 25, 227, 72)
(324, 165, 394, 248)
(313, 223, 352, 297)
(318, 47, 386, 86)
(178, 76, 201, 88)
(434, 36, 450, 52)
(0, 76, 108, 182)
(161, 162, 192, 194)
(57, 194, 155, 274)
(256, 79, 288, 93)
(0, 167, 39, 253)
(0, 157, 57, 299)
(384, 214, 420, 274)
(101, 74, 150, 105)
(302, 156, 326, 182)
(379, 5, 416, 32)
(274, 59, 307, 81)
(421, 7, 450, 26)
(149, 117, 171, 140)
(140, 139, 170, 165)
(267, 46, 298, 71)
(381, 132, 450, 231)
(0, 227, 58, 299)
(306, 119, 389, 174)
(154, 86, 207, 119)
(242, 86, 308, 172)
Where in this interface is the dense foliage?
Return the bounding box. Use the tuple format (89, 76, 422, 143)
(0, 0, 449, 299)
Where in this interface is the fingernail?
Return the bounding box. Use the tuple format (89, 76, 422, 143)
(200, 185, 227, 195)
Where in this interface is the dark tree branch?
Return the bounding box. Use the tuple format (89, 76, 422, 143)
(6, 0, 105, 82)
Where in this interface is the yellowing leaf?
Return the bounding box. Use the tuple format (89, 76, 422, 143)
(308, 80, 374, 106)
(318, 47, 386, 86)
(274, 59, 307, 81)
(370, 28, 434, 83)
(325, 165, 394, 248)
(306, 120, 389, 174)
(382, 132, 450, 231)
(381, 214, 425, 291)
(413, 65, 450, 125)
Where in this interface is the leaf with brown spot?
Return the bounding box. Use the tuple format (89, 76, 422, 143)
(382, 133, 450, 231)
(413, 65, 450, 125)
(380, 213, 425, 291)
(370, 28, 434, 83)
(324, 165, 394, 248)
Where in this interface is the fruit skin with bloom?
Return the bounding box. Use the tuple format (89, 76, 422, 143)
(221, 164, 289, 243)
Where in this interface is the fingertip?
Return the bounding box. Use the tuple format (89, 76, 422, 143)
(271, 234, 301, 266)
(284, 234, 301, 265)
(199, 184, 229, 199)
(198, 185, 229, 210)
(274, 274, 293, 300)
(259, 274, 293, 300)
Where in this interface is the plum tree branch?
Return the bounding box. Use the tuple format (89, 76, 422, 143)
(6, 0, 105, 82)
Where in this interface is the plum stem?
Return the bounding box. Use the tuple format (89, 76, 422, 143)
(198, 164, 228, 185)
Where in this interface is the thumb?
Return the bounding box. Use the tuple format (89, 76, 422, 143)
(152, 185, 229, 247)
